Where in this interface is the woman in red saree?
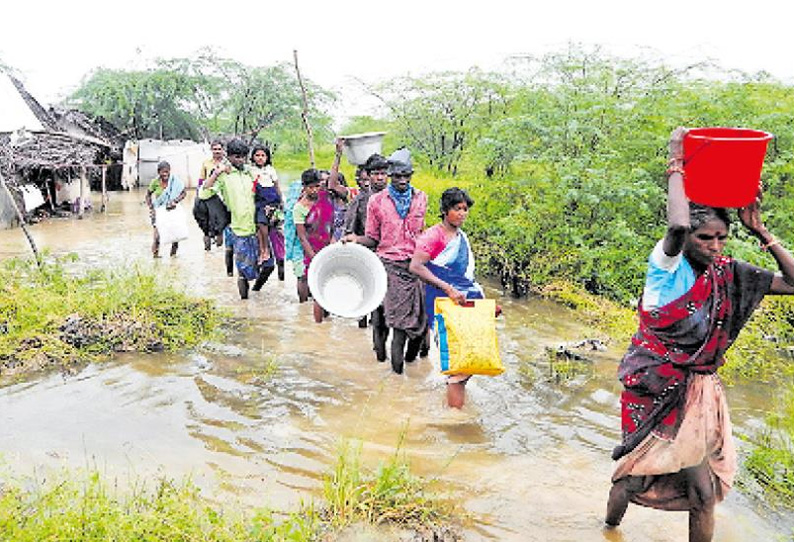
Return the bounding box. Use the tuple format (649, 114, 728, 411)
(605, 128, 794, 542)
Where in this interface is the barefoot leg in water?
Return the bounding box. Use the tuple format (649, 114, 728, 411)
(605, 477, 632, 527)
(446, 380, 467, 409)
(686, 462, 716, 542)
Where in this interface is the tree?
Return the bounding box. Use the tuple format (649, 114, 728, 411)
(366, 70, 510, 175)
(67, 50, 335, 144)
(224, 63, 333, 145)
(68, 67, 209, 140)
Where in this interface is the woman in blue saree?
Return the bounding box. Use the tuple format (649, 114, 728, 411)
(605, 128, 794, 542)
(410, 187, 483, 408)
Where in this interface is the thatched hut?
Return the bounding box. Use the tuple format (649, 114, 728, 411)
(0, 72, 122, 229)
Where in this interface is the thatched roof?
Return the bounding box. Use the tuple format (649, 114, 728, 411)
(50, 107, 124, 148)
(0, 73, 120, 185)
(1, 132, 101, 171)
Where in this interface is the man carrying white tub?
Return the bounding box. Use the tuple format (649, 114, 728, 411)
(345, 153, 390, 329)
(343, 149, 428, 374)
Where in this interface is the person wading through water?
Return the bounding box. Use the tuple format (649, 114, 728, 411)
(344, 149, 428, 374)
(294, 168, 334, 323)
(250, 144, 286, 281)
(193, 140, 231, 252)
(146, 160, 186, 258)
(202, 139, 275, 299)
(344, 153, 389, 329)
(410, 187, 484, 408)
(605, 127, 794, 542)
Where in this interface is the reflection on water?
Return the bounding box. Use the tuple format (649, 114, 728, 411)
(0, 189, 789, 541)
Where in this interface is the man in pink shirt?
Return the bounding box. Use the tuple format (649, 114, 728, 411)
(344, 149, 428, 374)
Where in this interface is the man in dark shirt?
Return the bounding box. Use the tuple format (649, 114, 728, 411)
(344, 153, 389, 237)
(344, 153, 389, 329)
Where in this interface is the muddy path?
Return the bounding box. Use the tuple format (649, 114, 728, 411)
(0, 188, 789, 541)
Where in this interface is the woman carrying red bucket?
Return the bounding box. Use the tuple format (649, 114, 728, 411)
(605, 127, 794, 542)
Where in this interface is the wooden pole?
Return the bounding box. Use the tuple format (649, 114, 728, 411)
(79, 165, 86, 219)
(101, 165, 107, 213)
(293, 49, 315, 168)
(0, 169, 42, 267)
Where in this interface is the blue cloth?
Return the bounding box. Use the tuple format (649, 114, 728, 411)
(283, 180, 304, 262)
(153, 175, 184, 208)
(388, 183, 413, 219)
(642, 239, 696, 310)
(425, 232, 483, 321)
(232, 232, 261, 281)
(223, 225, 234, 248)
(255, 185, 281, 225)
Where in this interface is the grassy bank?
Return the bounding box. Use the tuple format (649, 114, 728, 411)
(0, 256, 221, 378)
(0, 440, 461, 542)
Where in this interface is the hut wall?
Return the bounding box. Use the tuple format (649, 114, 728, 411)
(55, 173, 91, 209)
(121, 141, 139, 189)
(136, 139, 209, 189)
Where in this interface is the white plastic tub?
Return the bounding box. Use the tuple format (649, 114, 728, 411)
(307, 243, 387, 318)
(341, 132, 386, 165)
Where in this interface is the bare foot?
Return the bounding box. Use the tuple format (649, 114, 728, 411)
(601, 525, 626, 542)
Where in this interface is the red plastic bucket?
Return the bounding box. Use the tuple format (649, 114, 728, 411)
(682, 127, 773, 208)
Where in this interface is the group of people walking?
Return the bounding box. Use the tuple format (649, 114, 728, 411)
(145, 136, 485, 408)
(144, 127, 794, 542)
(285, 139, 485, 408)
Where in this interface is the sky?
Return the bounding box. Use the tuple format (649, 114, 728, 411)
(2, 0, 792, 123)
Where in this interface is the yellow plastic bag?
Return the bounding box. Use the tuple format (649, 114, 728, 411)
(434, 298, 504, 376)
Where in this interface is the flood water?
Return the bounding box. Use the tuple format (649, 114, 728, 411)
(0, 188, 790, 541)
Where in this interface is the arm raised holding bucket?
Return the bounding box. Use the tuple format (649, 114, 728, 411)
(738, 195, 794, 293)
(605, 126, 794, 541)
(328, 138, 348, 199)
(666, 127, 794, 293)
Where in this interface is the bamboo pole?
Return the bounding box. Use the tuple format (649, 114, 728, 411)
(0, 169, 42, 267)
(293, 49, 315, 168)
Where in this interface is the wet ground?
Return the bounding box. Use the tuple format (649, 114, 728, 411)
(0, 188, 790, 541)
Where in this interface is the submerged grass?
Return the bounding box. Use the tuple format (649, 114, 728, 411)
(321, 438, 459, 530)
(0, 470, 320, 542)
(234, 353, 280, 385)
(740, 389, 794, 511)
(0, 436, 461, 541)
(0, 256, 222, 377)
(538, 279, 636, 344)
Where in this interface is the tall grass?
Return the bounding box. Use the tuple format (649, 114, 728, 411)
(741, 390, 794, 510)
(322, 438, 459, 530)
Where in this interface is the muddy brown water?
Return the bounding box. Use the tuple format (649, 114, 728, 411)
(0, 188, 790, 541)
